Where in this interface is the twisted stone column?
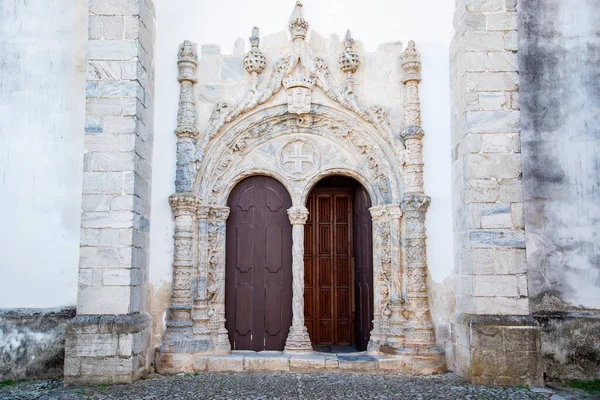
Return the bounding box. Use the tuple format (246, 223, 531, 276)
(208, 206, 231, 353)
(165, 194, 201, 343)
(175, 40, 199, 193)
(284, 206, 312, 353)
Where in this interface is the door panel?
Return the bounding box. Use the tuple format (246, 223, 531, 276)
(226, 176, 292, 351)
(304, 189, 354, 346)
(353, 185, 374, 351)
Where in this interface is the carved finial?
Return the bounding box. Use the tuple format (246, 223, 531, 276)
(402, 40, 421, 83)
(339, 29, 360, 75)
(244, 26, 266, 76)
(177, 40, 197, 83)
(289, 1, 309, 41)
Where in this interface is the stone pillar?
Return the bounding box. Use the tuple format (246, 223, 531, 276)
(163, 194, 200, 344)
(208, 206, 231, 354)
(175, 40, 199, 193)
(284, 207, 313, 353)
(450, 0, 542, 386)
(64, 0, 155, 386)
(192, 206, 212, 340)
(368, 206, 392, 352)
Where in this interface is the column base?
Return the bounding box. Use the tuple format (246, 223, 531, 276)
(452, 313, 543, 386)
(284, 326, 313, 353)
(64, 313, 151, 386)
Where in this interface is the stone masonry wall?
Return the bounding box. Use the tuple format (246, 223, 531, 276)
(79, 0, 155, 316)
(451, 0, 526, 317)
(450, 0, 543, 385)
(64, 0, 156, 385)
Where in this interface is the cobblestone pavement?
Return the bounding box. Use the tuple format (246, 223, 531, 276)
(0, 373, 595, 400)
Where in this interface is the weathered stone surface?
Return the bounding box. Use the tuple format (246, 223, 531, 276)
(0, 308, 75, 381)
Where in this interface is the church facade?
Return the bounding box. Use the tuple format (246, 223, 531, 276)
(1, 0, 599, 388)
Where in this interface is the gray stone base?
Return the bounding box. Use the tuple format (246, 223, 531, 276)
(534, 310, 600, 382)
(0, 307, 76, 380)
(452, 313, 544, 386)
(64, 313, 152, 386)
(155, 350, 447, 375)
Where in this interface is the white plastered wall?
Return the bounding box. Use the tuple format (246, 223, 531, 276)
(0, 0, 87, 308)
(150, 0, 455, 354)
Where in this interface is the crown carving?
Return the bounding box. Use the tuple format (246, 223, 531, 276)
(402, 40, 422, 83)
(289, 1, 309, 40)
(282, 75, 315, 90)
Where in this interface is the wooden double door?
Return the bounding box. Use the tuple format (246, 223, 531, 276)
(304, 183, 373, 350)
(225, 176, 293, 351)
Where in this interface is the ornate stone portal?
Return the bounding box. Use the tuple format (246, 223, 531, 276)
(156, 1, 445, 374)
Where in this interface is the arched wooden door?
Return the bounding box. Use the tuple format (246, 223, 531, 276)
(225, 176, 293, 351)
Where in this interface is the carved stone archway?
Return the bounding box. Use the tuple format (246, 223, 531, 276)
(156, 1, 444, 373)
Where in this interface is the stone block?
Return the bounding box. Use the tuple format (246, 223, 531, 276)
(464, 32, 504, 52)
(102, 16, 124, 39)
(103, 268, 132, 286)
(77, 286, 131, 314)
(473, 275, 519, 297)
(82, 172, 123, 194)
(481, 133, 515, 153)
(452, 314, 543, 386)
(80, 357, 134, 376)
(69, 333, 118, 357)
(487, 52, 518, 72)
(510, 202, 524, 228)
(98, 229, 121, 246)
(86, 98, 122, 116)
(465, 153, 521, 179)
(464, 179, 499, 203)
(88, 40, 138, 61)
(104, 116, 136, 134)
(499, 180, 523, 202)
(90, 0, 140, 15)
(98, 81, 139, 98)
(81, 211, 134, 229)
(487, 12, 518, 31)
(503, 31, 518, 51)
(208, 355, 244, 372)
(111, 195, 135, 211)
(82, 195, 112, 211)
(478, 92, 506, 111)
(469, 229, 525, 248)
(193, 355, 209, 372)
(124, 16, 139, 40)
(480, 203, 512, 228)
(221, 57, 245, 82)
(474, 297, 529, 314)
(467, 248, 527, 275)
(289, 355, 327, 370)
(465, 0, 504, 12)
(466, 72, 519, 92)
(244, 355, 289, 372)
(89, 15, 102, 40)
(85, 152, 135, 172)
(465, 52, 487, 72)
(466, 110, 520, 133)
(88, 60, 122, 81)
(85, 117, 104, 134)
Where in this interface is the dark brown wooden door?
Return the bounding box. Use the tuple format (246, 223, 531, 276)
(304, 189, 354, 346)
(353, 185, 373, 351)
(225, 176, 293, 351)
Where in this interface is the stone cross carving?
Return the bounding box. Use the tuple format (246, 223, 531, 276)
(280, 140, 317, 179)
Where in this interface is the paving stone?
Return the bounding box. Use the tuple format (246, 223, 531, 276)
(3, 373, 591, 399)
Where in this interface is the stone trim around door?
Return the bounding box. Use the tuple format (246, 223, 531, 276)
(156, 3, 444, 375)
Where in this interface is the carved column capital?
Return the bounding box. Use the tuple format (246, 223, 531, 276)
(386, 204, 403, 219)
(369, 205, 388, 222)
(287, 206, 309, 225)
(196, 205, 211, 220)
(401, 194, 431, 213)
(210, 206, 230, 222)
(400, 125, 425, 141)
(169, 193, 202, 215)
